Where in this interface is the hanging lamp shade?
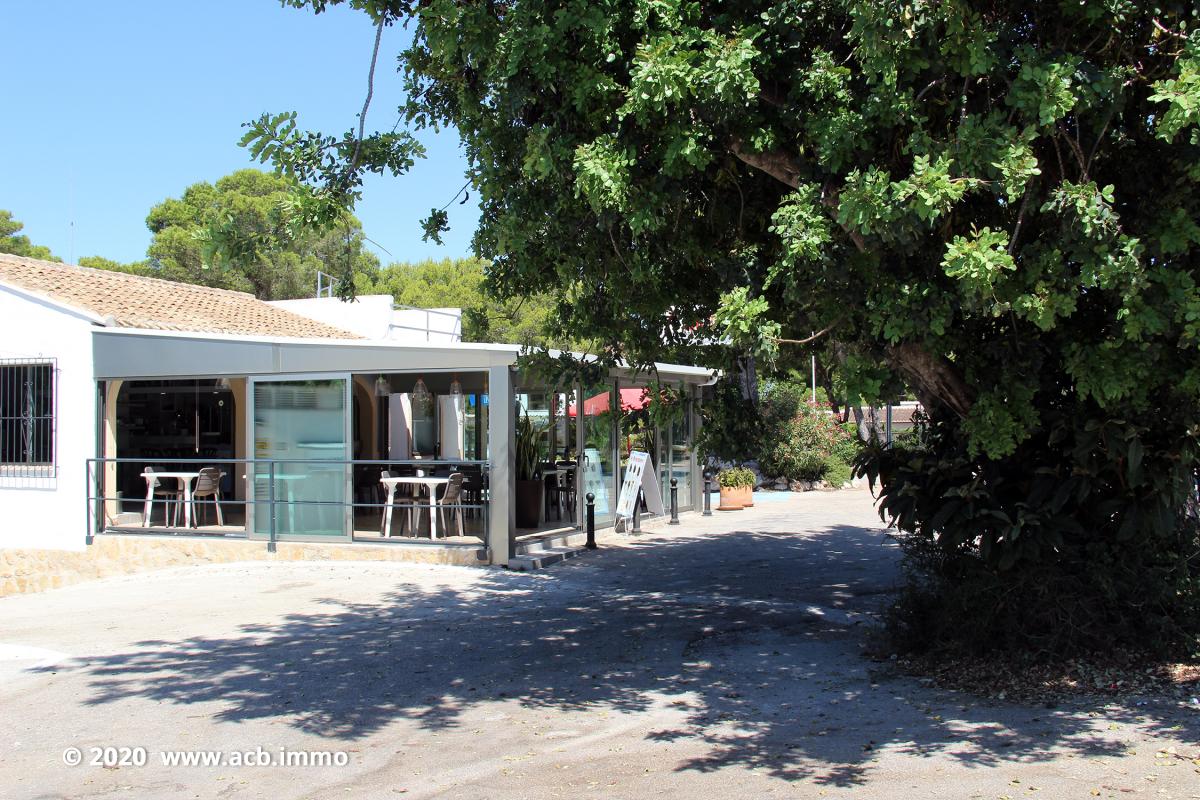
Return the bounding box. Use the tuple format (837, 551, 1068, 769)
(449, 374, 463, 396)
(374, 374, 389, 397)
(411, 376, 433, 413)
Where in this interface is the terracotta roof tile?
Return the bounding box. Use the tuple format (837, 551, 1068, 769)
(0, 254, 362, 340)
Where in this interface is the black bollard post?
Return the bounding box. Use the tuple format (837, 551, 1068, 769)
(702, 470, 713, 516)
(669, 478, 680, 524)
(585, 492, 597, 549)
(632, 489, 642, 533)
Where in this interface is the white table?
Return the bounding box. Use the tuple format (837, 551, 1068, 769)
(380, 476, 450, 538)
(253, 472, 308, 533)
(141, 471, 201, 528)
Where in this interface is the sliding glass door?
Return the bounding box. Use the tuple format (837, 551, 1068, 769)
(251, 377, 350, 539)
(579, 383, 617, 528)
(671, 389, 693, 511)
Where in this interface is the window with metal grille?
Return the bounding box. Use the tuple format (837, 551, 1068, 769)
(0, 360, 56, 475)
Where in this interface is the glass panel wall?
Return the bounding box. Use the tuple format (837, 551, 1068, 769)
(410, 395, 437, 457)
(515, 390, 553, 461)
(464, 394, 484, 460)
(551, 391, 575, 462)
(671, 388, 693, 510)
(657, 400, 671, 511)
(373, 372, 487, 462)
(514, 388, 580, 528)
(115, 379, 236, 513)
(580, 382, 617, 528)
(253, 378, 348, 538)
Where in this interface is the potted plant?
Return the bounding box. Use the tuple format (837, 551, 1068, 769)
(514, 412, 547, 528)
(717, 467, 755, 511)
(737, 467, 756, 507)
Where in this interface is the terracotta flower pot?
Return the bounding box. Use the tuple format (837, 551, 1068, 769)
(717, 485, 744, 511)
(737, 485, 754, 507)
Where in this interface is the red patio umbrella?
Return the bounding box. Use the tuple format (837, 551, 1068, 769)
(568, 387, 651, 416)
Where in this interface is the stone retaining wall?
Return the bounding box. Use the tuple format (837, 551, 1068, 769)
(0, 535, 489, 598)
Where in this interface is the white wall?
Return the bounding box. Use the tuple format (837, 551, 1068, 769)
(268, 296, 463, 344)
(268, 295, 396, 340)
(0, 288, 98, 551)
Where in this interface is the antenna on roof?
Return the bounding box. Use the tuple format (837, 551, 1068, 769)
(316, 271, 339, 298)
(68, 174, 76, 265)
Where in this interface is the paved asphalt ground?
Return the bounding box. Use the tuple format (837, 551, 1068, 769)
(1, 489, 1197, 799)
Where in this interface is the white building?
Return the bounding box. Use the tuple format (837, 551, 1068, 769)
(0, 254, 713, 566)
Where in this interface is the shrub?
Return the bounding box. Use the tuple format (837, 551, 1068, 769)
(830, 421, 864, 465)
(862, 411, 1200, 659)
(759, 402, 855, 482)
(718, 466, 756, 488)
(822, 459, 853, 488)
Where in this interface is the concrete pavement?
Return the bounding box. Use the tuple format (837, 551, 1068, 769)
(0, 489, 1196, 799)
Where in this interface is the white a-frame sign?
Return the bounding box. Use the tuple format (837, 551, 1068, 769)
(615, 450, 664, 529)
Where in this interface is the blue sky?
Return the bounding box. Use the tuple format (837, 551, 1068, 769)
(0, 1, 475, 266)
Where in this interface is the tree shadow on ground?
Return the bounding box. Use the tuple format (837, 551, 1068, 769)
(44, 519, 1198, 787)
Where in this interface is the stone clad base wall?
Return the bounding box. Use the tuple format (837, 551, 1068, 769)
(0, 536, 489, 598)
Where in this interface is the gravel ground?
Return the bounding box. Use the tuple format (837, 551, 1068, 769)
(0, 489, 1196, 799)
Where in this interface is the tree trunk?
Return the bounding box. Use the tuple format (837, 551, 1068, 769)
(886, 343, 974, 420)
(850, 405, 871, 441)
(815, 356, 844, 418)
(735, 353, 759, 405)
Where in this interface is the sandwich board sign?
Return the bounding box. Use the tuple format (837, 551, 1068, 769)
(615, 450, 664, 527)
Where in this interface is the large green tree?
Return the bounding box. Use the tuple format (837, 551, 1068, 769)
(248, 1, 1200, 655)
(145, 169, 380, 300)
(0, 210, 60, 261)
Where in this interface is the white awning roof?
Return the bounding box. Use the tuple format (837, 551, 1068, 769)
(91, 328, 716, 383)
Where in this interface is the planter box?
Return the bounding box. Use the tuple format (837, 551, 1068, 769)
(515, 480, 544, 528)
(717, 486, 744, 511)
(736, 485, 754, 507)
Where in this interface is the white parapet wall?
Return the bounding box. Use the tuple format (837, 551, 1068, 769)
(268, 296, 463, 344)
(268, 295, 397, 340)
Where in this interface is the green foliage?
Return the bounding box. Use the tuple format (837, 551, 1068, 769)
(759, 410, 851, 481)
(0, 211, 59, 261)
(822, 458, 853, 488)
(139, 169, 380, 300)
(757, 379, 857, 482)
(516, 349, 612, 392)
(717, 466, 755, 489)
(514, 411, 549, 481)
(77, 255, 154, 277)
(359, 257, 572, 347)
(862, 411, 1200, 658)
(241, 109, 425, 237)
(699, 376, 861, 485)
(694, 376, 762, 464)
(1149, 33, 1200, 142)
(830, 421, 865, 466)
(261, 0, 1200, 656)
(712, 287, 781, 363)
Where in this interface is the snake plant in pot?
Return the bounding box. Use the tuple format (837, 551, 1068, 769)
(514, 411, 548, 528)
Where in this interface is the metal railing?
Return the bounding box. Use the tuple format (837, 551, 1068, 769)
(85, 457, 490, 552)
(389, 305, 463, 342)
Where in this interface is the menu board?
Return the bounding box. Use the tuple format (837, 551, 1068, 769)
(616, 450, 663, 523)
